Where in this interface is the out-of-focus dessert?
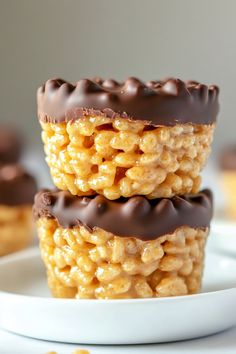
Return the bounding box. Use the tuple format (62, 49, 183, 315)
(37, 78, 219, 200)
(46, 350, 90, 354)
(0, 127, 22, 164)
(34, 189, 213, 299)
(0, 164, 37, 256)
(219, 146, 236, 218)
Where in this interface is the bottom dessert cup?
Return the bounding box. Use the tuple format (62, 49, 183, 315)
(0, 205, 34, 256)
(34, 189, 213, 299)
(38, 219, 208, 299)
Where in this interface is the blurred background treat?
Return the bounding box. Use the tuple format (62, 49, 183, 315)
(0, 127, 22, 164)
(219, 146, 236, 219)
(0, 0, 236, 218)
(0, 125, 37, 255)
(0, 163, 37, 256)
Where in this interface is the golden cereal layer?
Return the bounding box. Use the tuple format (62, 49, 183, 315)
(41, 117, 214, 199)
(37, 217, 208, 299)
(0, 205, 34, 256)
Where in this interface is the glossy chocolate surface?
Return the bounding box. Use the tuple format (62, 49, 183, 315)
(34, 189, 213, 240)
(37, 77, 219, 126)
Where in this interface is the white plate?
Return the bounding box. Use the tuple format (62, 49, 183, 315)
(211, 220, 236, 256)
(0, 242, 236, 345)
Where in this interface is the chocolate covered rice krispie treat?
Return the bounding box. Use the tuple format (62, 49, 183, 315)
(219, 146, 236, 218)
(0, 164, 37, 256)
(0, 127, 22, 164)
(34, 189, 212, 299)
(37, 78, 219, 200)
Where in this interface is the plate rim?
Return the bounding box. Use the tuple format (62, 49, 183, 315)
(211, 219, 236, 235)
(0, 246, 236, 305)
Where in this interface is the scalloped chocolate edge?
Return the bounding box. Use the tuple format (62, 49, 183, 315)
(37, 77, 219, 126)
(33, 189, 213, 240)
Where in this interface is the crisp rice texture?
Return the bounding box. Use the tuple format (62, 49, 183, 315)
(37, 217, 208, 299)
(41, 117, 214, 199)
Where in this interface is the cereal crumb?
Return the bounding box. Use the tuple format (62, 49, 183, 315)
(45, 350, 90, 354)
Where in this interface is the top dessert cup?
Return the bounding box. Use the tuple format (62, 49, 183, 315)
(37, 78, 219, 199)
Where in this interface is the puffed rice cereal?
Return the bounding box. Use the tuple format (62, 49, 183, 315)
(37, 217, 208, 299)
(40, 117, 214, 199)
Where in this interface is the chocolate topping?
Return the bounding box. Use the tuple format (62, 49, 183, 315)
(0, 127, 22, 163)
(33, 189, 213, 240)
(219, 146, 236, 171)
(0, 164, 37, 206)
(37, 77, 219, 126)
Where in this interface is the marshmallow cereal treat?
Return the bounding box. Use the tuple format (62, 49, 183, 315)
(34, 189, 212, 299)
(219, 146, 236, 218)
(37, 78, 219, 199)
(0, 164, 37, 256)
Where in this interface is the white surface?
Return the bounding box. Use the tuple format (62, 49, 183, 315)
(0, 239, 236, 345)
(211, 220, 236, 256)
(0, 326, 236, 354)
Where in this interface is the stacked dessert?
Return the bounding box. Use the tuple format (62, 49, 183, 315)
(34, 78, 219, 299)
(0, 128, 37, 256)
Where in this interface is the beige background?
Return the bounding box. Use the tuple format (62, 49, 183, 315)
(0, 0, 235, 154)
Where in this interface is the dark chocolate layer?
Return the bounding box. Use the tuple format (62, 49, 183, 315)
(0, 127, 22, 163)
(219, 146, 236, 171)
(37, 77, 219, 126)
(0, 164, 37, 206)
(34, 189, 213, 240)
